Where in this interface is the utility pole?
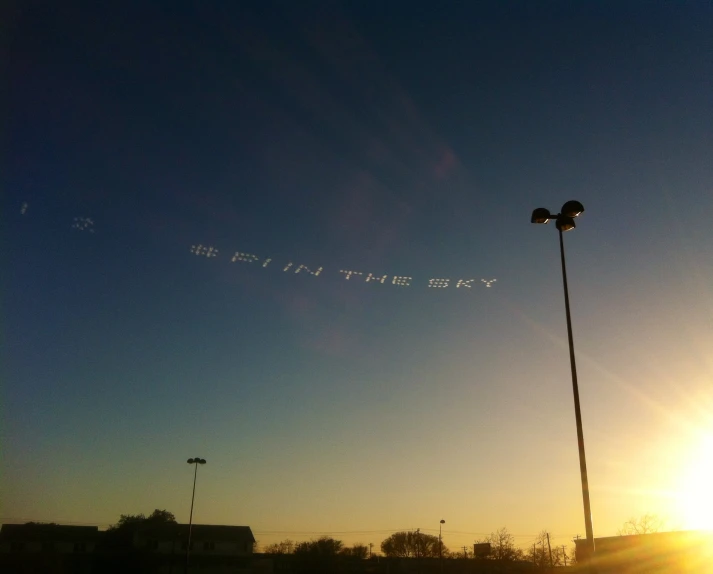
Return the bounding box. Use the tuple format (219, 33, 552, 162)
(369, 543, 373, 558)
(547, 532, 553, 567)
(462, 546, 468, 558)
(562, 545, 568, 566)
(533, 544, 536, 567)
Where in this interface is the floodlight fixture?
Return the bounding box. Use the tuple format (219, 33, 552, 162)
(531, 207, 551, 224)
(556, 215, 576, 232)
(561, 200, 585, 218)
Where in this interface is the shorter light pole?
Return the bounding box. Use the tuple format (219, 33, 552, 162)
(439, 519, 446, 574)
(185, 457, 206, 574)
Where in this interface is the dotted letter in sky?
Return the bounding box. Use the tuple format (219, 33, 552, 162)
(428, 278, 450, 288)
(295, 264, 323, 276)
(190, 245, 218, 257)
(231, 252, 259, 263)
(339, 270, 363, 280)
(392, 276, 412, 286)
(365, 273, 388, 284)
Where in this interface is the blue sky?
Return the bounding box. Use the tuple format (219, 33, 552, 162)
(4, 0, 713, 553)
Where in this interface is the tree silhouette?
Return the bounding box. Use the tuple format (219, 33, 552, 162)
(294, 536, 344, 555)
(618, 514, 664, 535)
(474, 527, 523, 561)
(263, 539, 295, 554)
(95, 509, 176, 574)
(291, 537, 346, 574)
(339, 543, 368, 558)
(110, 509, 176, 531)
(380, 531, 443, 558)
(524, 531, 550, 567)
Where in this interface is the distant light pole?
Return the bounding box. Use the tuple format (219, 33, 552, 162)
(439, 519, 446, 574)
(531, 201, 595, 562)
(185, 457, 206, 574)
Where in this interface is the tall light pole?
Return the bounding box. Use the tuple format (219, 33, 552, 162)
(439, 519, 445, 574)
(185, 457, 206, 574)
(531, 201, 595, 562)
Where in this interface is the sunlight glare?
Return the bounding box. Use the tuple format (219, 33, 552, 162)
(676, 433, 713, 531)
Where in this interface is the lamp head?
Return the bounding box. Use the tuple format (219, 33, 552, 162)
(187, 458, 195, 464)
(556, 215, 576, 232)
(531, 207, 551, 224)
(561, 200, 584, 218)
(440, 519, 445, 524)
(198, 458, 207, 464)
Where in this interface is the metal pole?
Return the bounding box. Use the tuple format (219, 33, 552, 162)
(559, 229, 595, 560)
(439, 523, 443, 574)
(185, 462, 199, 574)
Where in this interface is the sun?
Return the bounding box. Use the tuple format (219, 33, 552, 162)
(675, 433, 713, 531)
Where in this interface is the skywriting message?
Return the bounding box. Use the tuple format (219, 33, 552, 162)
(190, 244, 497, 290)
(16, 204, 496, 291)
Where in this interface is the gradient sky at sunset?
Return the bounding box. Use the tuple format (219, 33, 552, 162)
(4, 0, 713, 554)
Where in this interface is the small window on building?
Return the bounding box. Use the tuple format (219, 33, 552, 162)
(73, 542, 87, 553)
(147, 540, 159, 550)
(11, 542, 25, 552)
(42, 542, 55, 552)
(204, 541, 215, 551)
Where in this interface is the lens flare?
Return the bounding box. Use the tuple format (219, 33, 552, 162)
(676, 433, 713, 531)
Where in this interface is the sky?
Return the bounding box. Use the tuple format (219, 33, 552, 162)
(3, 0, 713, 555)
